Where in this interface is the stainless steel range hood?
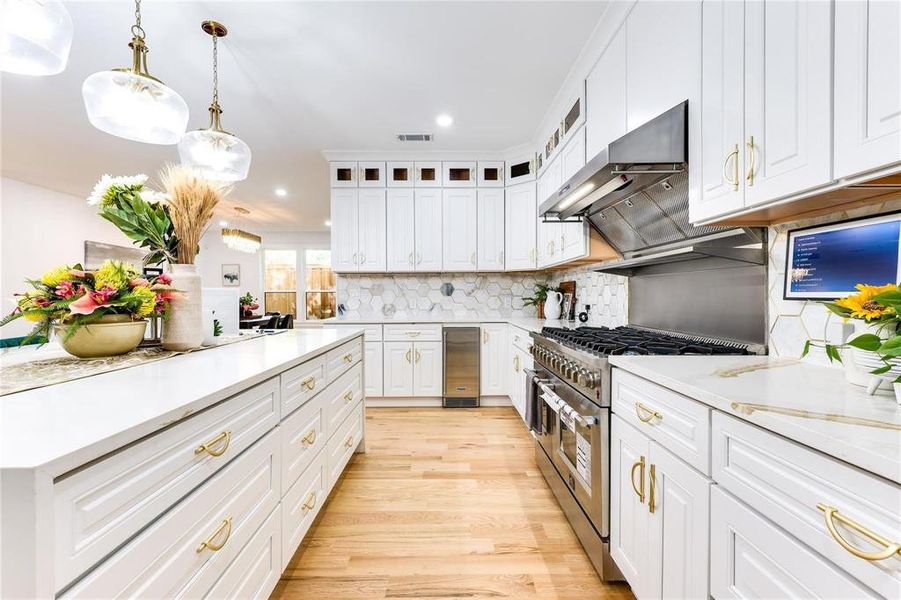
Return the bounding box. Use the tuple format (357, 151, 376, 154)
(539, 100, 766, 276)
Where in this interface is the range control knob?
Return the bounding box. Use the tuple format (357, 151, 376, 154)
(582, 371, 598, 389)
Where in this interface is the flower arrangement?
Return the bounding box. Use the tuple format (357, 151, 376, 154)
(804, 283, 901, 379)
(239, 292, 259, 317)
(0, 260, 177, 344)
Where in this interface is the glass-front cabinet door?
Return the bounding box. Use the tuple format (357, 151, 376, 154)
(477, 161, 505, 187)
(443, 161, 477, 187)
(386, 161, 414, 188)
(329, 161, 357, 188)
(414, 161, 442, 188)
(357, 161, 386, 188)
(505, 153, 536, 184)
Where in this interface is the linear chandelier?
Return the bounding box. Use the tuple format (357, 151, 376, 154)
(222, 207, 261, 253)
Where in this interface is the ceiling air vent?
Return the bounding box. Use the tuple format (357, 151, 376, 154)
(396, 133, 433, 142)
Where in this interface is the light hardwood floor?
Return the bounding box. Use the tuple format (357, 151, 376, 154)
(272, 407, 633, 599)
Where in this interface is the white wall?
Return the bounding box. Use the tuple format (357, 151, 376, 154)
(0, 177, 132, 337)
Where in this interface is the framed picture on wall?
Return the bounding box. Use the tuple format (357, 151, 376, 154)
(222, 264, 240, 287)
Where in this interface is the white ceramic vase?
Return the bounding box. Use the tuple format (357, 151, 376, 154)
(161, 264, 203, 351)
(545, 290, 563, 320)
(847, 321, 901, 395)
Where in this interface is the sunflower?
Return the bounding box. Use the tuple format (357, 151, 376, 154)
(835, 284, 897, 320)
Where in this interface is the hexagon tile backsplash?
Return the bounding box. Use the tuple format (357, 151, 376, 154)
(336, 268, 629, 327)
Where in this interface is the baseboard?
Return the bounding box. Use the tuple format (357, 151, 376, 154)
(365, 395, 512, 408)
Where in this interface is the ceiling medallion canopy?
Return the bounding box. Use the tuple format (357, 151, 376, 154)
(81, 0, 189, 144)
(178, 20, 252, 182)
(0, 0, 74, 76)
(222, 207, 261, 253)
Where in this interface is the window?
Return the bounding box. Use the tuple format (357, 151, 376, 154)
(304, 249, 336, 319)
(263, 249, 297, 317)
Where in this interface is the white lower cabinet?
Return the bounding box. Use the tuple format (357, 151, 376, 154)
(479, 323, 507, 396)
(208, 507, 282, 600)
(711, 487, 877, 599)
(382, 341, 443, 397)
(611, 415, 651, 595)
(508, 333, 533, 422)
(364, 341, 383, 397)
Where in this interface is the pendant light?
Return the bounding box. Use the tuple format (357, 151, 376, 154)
(178, 20, 252, 182)
(81, 0, 188, 144)
(222, 207, 261, 253)
(0, 0, 73, 75)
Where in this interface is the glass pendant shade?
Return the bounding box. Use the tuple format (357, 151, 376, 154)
(222, 227, 261, 253)
(82, 70, 189, 145)
(178, 127, 252, 181)
(0, 0, 73, 75)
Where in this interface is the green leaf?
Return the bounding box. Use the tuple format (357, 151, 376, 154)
(848, 333, 881, 352)
(870, 364, 892, 375)
(800, 339, 811, 358)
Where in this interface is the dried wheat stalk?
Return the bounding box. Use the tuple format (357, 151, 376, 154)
(158, 165, 232, 264)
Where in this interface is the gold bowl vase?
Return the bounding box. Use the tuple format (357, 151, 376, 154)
(55, 315, 148, 359)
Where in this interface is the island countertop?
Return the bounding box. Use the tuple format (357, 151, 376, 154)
(608, 355, 901, 484)
(0, 328, 364, 475)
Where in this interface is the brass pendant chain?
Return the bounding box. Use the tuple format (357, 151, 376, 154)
(212, 33, 219, 108)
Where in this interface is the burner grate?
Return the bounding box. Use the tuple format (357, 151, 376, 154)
(540, 325, 751, 356)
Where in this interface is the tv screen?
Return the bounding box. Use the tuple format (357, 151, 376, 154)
(784, 212, 901, 300)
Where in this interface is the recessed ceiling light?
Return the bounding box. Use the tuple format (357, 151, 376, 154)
(219, 220, 228, 227)
(325, 220, 332, 227)
(435, 114, 453, 127)
(274, 187, 287, 197)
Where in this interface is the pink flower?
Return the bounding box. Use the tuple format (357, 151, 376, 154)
(129, 278, 150, 288)
(34, 297, 52, 308)
(56, 280, 77, 299)
(90, 286, 117, 304)
(69, 293, 101, 315)
(157, 273, 172, 285)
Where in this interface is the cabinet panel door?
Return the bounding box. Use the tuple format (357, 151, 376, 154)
(587, 24, 627, 159)
(537, 158, 562, 267)
(364, 342, 383, 397)
(357, 161, 386, 188)
(443, 161, 477, 188)
(413, 341, 443, 397)
(480, 324, 507, 396)
(696, 0, 745, 222)
(648, 442, 710, 600)
(477, 189, 505, 271)
(386, 189, 415, 272)
(477, 161, 505, 188)
(414, 189, 442, 271)
(414, 161, 442, 188)
(382, 342, 413, 397)
(610, 415, 651, 597)
(710, 487, 877, 600)
(559, 129, 588, 261)
(357, 189, 387, 272)
(506, 153, 536, 184)
(329, 161, 357, 188)
(442, 189, 478, 272)
(744, 0, 832, 206)
(834, 0, 901, 179)
(386, 161, 414, 188)
(503, 182, 537, 270)
(330, 189, 359, 272)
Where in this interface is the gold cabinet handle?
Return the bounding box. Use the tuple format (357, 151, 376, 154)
(344, 390, 354, 403)
(746, 135, 756, 186)
(195, 430, 231, 457)
(514, 355, 521, 372)
(301, 376, 316, 391)
(635, 402, 662, 424)
(415, 349, 421, 363)
(196, 516, 232, 553)
(648, 464, 657, 514)
(816, 503, 901, 561)
(301, 428, 317, 446)
(406, 331, 421, 338)
(405, 349, 412, 363)
(722, 143, 739, 191)
(345, 435, 355, 448)
(630, 456, 646, 503)
(408, 251, 414, 265)
(470, 251, 477, 265)
(483, 330, 489, 344)
(302, 491, 317, 513)
(342, 353, 353, 363)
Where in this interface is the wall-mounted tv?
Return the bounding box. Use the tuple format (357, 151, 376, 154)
(784, 212, 901, 300)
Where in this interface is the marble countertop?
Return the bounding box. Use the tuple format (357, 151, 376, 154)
(0, 328, 364, 475)
(609, 355, 901, 484)
(302, 316, 580, 334)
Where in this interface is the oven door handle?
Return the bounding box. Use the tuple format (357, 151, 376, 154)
(560, 403, 599, 428)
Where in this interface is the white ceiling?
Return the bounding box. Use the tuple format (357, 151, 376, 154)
(1, 1, 608, 231)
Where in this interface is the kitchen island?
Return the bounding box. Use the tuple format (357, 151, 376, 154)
(1, 328, 366, 599)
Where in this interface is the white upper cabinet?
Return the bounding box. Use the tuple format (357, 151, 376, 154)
(329, 161, 357, 188)
(414, 189, 442, 271)
(834, 0, 901, 180)
(442, 189, 478, 272)
(506, 153, 536, 184)
(330, 189, 359, 272)
(503, 182, 537, 271)
(743, 0, 832, 206)
(477, 161, 505, 187)
(414, 161, 442, 188)
(586, 24, 627, 159)
(385, 189, 415, 272)
(477, 189, 505, 271)
(537, 157, 562, 268)
(696, 0, 746, 222)
(386, 161, 414, 188)
(357, 161, 386, 188)
(357, 189, 387, 272)
(559, 128, 588, 262)
(443, 161, 477, 188)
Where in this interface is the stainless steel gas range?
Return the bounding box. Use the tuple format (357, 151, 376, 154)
(528, 325, 757, 581)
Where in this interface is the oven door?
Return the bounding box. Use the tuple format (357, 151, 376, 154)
(533, 367, 559, 459)
(542, 379, 609, 538)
